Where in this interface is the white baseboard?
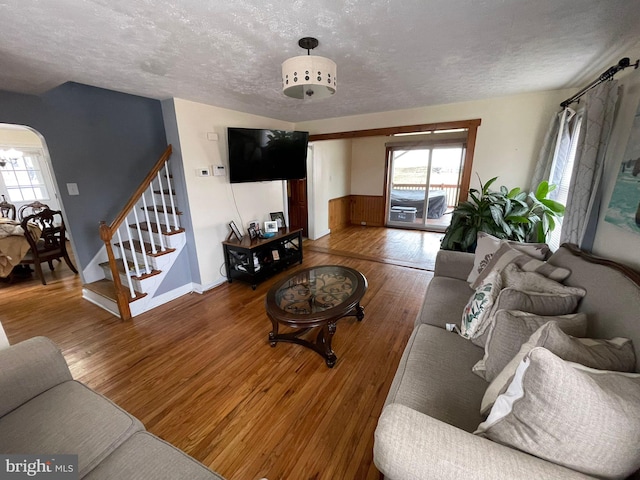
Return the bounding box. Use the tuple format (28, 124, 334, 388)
(192, 276, 228, 294)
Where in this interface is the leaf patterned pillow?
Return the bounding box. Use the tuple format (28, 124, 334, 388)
(461, 270, 503, 339)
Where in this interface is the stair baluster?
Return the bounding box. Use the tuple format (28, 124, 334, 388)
(156, 171, 171, 234)
(124, 216, 142, 278)
(132, 207, 151, 275)
(116, 229, 136, 298)
(164, 163, 179, 231)
(149, 181, 166, 252)
(140, 190, 158, 255)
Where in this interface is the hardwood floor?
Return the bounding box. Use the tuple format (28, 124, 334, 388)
(1, 227, 440, 480)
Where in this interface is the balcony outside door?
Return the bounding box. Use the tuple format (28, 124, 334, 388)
(386, 144, 465, 232)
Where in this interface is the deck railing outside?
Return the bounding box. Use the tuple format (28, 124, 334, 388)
(392, 183, 459, 207)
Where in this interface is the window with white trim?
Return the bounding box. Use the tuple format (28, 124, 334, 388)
(0, 149, 50, 202)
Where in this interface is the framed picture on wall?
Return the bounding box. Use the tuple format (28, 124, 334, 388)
(270, 211, 286, 229)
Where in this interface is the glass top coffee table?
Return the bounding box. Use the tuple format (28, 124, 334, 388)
(265, 265, 368, 368)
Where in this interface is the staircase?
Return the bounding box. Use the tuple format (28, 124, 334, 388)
(82, 145, 186, 320)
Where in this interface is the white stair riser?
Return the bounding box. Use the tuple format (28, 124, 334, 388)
(129, 227, 183, 248)
(100, 265, 153, 292)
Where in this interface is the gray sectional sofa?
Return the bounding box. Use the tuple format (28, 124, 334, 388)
(0, 336, 225, 480)
(374, 244, 640, 480)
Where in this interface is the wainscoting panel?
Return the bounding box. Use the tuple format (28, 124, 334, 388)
(328, 196, 351, 231)
(350, 195, 385, 227)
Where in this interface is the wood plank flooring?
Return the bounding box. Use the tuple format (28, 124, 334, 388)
(0, 227, 439, 480)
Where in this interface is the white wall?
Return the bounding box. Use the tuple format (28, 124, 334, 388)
(593, 68, 640, 270)
(298, 89, 575, 192)
(350, 136, 387, 195)
(308, 139, 351, 238)
(170, 98, 294, 289)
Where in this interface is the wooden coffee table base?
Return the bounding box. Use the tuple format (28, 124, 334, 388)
(268, 303, 364, 368)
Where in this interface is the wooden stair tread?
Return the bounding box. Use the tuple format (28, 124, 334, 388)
(153, 189, 176, 195)
(129, 221, 185, 236)
(84, 279, 147, 303)
(115, 239, 176, 257)
(142, 205, 182, 215)
(99, 261, 161, 280)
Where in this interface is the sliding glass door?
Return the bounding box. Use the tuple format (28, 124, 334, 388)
(386, 144, 465, 231)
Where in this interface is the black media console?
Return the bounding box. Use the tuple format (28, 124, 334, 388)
(222, 227, 303, 290)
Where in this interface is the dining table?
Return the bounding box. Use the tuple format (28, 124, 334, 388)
(0, 217, 42, 278)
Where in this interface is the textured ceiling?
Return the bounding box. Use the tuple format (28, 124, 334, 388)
(1, 0, 640, 122)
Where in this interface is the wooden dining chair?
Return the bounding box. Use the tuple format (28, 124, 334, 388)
(18, 201, 50, 221)
(0, 195, 16, 220)
(20, 209, 78, 285)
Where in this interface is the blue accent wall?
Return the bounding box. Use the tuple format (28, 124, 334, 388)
(0, 82, 167, 269)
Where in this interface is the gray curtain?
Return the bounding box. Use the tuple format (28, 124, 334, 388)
(560, 81, 621, 250)
(530, 108, 575, 198)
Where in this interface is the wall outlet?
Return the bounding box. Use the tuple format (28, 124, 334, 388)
(197, 167, 211, 177)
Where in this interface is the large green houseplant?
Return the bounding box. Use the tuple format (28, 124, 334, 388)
(441, 177, 565, 252)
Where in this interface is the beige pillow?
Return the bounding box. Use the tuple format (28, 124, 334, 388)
(476, 347, 640, 479)
(472, 310, 588, 380)
(470, 242, 571, 289)
(481, 321, 636, 414)
(467, 232, 549, 285)
(469, 284, 586, 349)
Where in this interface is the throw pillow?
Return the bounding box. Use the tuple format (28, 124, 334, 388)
(470, 242, 571, 289)
(476, 347, 640, 479)
(472, 310, 588, 380)
(469, 284, 586, 349)
(481, 321, 636, 414)
(467, 232, 550, 285)
(460, 270, 502, 340)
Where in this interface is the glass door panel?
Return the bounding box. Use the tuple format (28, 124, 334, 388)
(386, 144, 465, 231)
(387, 148, 429, 227)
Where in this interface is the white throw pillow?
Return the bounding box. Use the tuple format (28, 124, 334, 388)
(467, 232, 549, 285)
(481, 321, 636, 414)
(476, 347, 640, 479)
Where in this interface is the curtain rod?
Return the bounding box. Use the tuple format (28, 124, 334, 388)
(560, 57, 639, 109)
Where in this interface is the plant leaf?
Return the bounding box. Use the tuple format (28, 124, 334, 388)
(535, 181, 550, 199)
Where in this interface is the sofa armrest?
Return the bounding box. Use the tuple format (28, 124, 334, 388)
(433, 250, 475, 281)
(0, 336, 73, 417)
(374, 404, 595, 480)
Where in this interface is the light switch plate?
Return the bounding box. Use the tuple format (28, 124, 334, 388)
(197, 167, 211, 177)
(67, 183, 79, 195)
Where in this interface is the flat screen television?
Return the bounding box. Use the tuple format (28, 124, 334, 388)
(227, 127, 309, 183)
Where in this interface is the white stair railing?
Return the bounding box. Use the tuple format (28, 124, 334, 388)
(99, 145, 176, 320)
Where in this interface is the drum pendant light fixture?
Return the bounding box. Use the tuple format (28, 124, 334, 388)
(282, 37, 336, 99)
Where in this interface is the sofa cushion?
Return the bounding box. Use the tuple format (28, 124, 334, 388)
(470, 242, 570, 289)
(472, 310, 588, 380)
(385, 324, 486, 432)
(467, 232, 550, 285)
(0, 380, 144, 477)
(481, 322, 636, 414)
(416, 276, 473, 328)
(476, 348, 640, 479)
(84, 431, 224, 480)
